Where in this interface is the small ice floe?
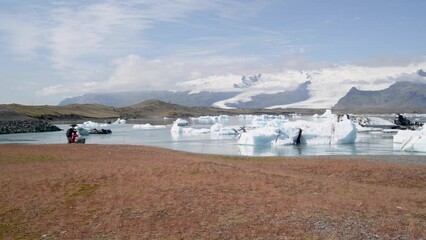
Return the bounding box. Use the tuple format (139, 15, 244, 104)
(133, 123, 166, 129)
(82, 121, 109, 128)
(171, 126, 210, 135)
(112, 118, 126, 124)
(313, 109, 333, 119)
(171, 118, 209, 134)
(394, 127, 426, 152)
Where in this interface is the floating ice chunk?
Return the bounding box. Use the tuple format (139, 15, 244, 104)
(315, 109, 333, 118)
(238, 127, 280, 146)
(172, 126, 210, 134)
(331, 118, 358, 144)
(82, 121, 108, 128)
(113, 118, 126, 124)
(394, 128, 426, 152)
(133, 123, 166, 129)
(171, 118, 209, 134)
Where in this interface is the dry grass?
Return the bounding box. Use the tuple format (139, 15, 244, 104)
(2, 104, 119, 119)
(0, 144, 425, 239)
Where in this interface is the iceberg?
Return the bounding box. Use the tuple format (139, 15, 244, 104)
(113, 118, 126, 124)
(314, 109, 333, 118)
(394, 128, 426, 152)
(273, 128, 302, 146)
(238, 127, 280, 146)
(171, 118, 209, 134)
(238, 113, 357, 146)
(82, 121, 109, 128)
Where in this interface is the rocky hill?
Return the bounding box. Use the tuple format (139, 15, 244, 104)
(333, 81, 426, 112)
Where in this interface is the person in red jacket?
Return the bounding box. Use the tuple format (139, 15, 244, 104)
(71, 131, 79, 143)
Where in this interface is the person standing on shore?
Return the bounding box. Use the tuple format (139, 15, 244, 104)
(66, 126, 76, 143)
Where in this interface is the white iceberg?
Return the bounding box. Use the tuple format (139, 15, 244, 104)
(238, 127, 280, 146)
(314, 109, 333, 118)
(394, 128, 426, 152)
(171, 118, 209, 134)
(113, 118, 126, 124)
(82, 121, 108, 128)
(274, 117, 357, 145)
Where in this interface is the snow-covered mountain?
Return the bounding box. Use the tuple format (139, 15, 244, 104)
(60, 65, 426, 109)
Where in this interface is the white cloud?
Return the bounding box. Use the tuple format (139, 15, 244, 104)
(36, 53, 262, 96)
(0, 15, 45, 59)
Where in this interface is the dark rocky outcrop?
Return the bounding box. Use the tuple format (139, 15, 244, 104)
(0, 119, 61, 134)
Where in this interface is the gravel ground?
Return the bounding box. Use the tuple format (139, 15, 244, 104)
(0, 144, 425, 239)
(304, 155, 426, 165)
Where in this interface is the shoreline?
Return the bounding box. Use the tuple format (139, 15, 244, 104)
(1, 144, 425, 239)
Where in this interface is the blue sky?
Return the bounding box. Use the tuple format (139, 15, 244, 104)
(0, 0, 425, 104)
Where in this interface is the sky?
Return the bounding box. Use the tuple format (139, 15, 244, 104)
(0, 0, 426, 105)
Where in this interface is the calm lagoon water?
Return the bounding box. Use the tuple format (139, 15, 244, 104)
(1, 115, 425, 157)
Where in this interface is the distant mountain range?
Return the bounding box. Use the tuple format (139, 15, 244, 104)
(59, 80, 312, 109)
(334, 81, 426, 111)
(59, 70, 426, 112)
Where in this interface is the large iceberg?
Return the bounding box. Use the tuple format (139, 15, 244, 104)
(239, 114, 357, 146)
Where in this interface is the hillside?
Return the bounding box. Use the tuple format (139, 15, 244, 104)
(333, 81, 426, 113)
(1, 100, 326, 122)
(59, 91, 239, 108)
(1, 104, 119, 121)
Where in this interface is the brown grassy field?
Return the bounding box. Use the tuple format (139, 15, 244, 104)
(0, 144, 425, 239)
